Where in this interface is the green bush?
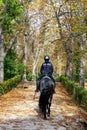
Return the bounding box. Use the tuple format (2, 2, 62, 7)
(60, 76, 87, 111)
(4, 49, 24, 80)
(54, 76, 60, 82)
(26, 74, 60, 82)
(85, 75, 87, 82)
(26, 73, 39, 81)
(26, 73, 32, 81)
(0, 75, 21, 96)
(74, 74, 80, 82)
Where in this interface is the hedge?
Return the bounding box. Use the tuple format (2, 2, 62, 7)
(26, 73, 39, 81)
(60, 76, 87, 111)
(0, 75, 22, 96)
(54, 76, 61, 82)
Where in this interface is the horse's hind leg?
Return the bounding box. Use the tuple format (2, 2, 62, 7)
(43, 107, 47, 119)
(47, 102, 51, 117)
(42, 104, 47, 119)
(48, 95, 53, 117)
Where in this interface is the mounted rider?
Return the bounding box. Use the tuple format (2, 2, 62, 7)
(35, 55, 55, 93)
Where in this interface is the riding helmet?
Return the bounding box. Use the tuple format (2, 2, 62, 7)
(44, 55, 50, 61)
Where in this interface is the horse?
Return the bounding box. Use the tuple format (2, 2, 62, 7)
(38, 76, 55, 119)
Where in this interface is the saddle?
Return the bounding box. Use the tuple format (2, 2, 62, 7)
(40, 75, 55, 94)
(42, 75, 51, 80)
(35, 74, 55, 93)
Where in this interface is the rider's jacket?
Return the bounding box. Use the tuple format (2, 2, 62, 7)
(40, 61, 53, 75)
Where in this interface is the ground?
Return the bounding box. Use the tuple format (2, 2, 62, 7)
(0, 82, 87, 130)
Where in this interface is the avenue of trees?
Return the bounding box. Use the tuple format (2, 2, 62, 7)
(0, 0, 87, 87)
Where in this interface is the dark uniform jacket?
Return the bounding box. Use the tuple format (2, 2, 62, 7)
(40, 61, 53, 75)
(36, 61, 55, 92)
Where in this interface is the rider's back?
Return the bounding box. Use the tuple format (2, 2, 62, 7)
(40, 61, 53, 75)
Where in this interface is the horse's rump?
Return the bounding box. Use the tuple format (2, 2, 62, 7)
(40, 76, 54, 93)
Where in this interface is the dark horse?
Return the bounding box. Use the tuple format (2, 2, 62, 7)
(39, 76, 55, 119)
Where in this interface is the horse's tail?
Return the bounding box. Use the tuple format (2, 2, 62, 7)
(39, 89, 49, 113)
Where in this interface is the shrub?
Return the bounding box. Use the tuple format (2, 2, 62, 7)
(26, 73, 32, 81)
(26, 73, 39, 81)
(54, 76, 60, 82)
(0, 75, 21, 96)
(60, 76, 87, 111)
(4, 49, 24, 80)
(74, 74, 79, 82)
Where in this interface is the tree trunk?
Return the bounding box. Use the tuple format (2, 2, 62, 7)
(65, 61, 69, 77)
(63, 41, 74, 81)
(22, 34, 27, 81)
(78, 2, 85, 87)
(0, 0, 8, 82)
(0, 25, 4, 82)
(32, 44, 41, 81)
(0, 32, 3, 83)
(32, 62, 36, 81)
(79, 37, 85, 87)
(79, 59, 84, 87)
(69, 60, 73, 81)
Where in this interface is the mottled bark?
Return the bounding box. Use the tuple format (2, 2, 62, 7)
(69, 60, 74, 81)
(0, 26, 4, 82)
(22, 34, 27, 81)
(65, 61, 69, 77)
(78, 2, 85, 87)
(32, 42, 42, 81)
(0, 0, 8, 82)
(79, 59, 85, 87)
(63, 41, 74, 81)
(79, 37, 85, 87)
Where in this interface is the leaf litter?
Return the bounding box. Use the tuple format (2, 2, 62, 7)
(0, 82, 87, 130)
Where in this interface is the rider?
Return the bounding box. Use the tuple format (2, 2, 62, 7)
(35, 55, 55, 93)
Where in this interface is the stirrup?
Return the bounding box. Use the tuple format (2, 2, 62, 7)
(53, 90, 56, 94)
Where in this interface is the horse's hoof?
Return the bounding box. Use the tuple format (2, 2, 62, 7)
(48, 114, 50, 117)
(43, 115, 47, 120)
(44, 117, 47, 120)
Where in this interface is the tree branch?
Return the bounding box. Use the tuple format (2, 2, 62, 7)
(4, 31, 20, 57)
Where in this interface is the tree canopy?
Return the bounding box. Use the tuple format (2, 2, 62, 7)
(0, 0, 87, 86)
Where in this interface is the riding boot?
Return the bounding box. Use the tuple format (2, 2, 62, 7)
(53, 89, 56, 94)
(35, 87, 39, 92)
(53, 83, 56, 94)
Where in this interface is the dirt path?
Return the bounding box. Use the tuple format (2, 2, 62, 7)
(0, 82, 87, 130)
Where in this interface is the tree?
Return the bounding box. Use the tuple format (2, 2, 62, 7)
(4, 48, 24, 80)
(50, 0, 87, 86)
(0, 0, 23, 82)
